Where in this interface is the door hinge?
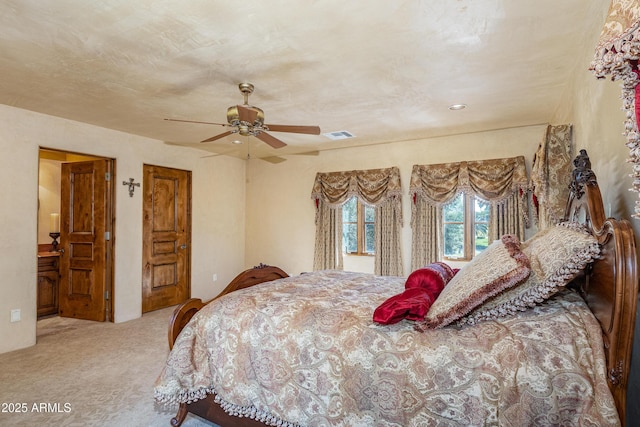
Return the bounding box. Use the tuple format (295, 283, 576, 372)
(105, 231, 111, 241)
(105, 290, 110, 300)
(105, 172, 111, 181)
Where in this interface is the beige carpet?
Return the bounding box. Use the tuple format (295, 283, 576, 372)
(0, 306, 219, 427)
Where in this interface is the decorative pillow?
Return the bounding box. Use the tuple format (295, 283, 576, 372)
(404, 262, 458, 290)
(460, 222, 600, 326)
(417, 234, 531, 330)
(373, 262, 457, 325)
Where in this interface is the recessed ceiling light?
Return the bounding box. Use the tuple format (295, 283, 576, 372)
(448, 104, 467, 110)
(231, 140, 243, 144)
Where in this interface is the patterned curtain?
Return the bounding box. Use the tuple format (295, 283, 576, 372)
(590, 0, 640, 218)
(311, 167, 403, 275)
(410, 199, 440, 271)
(530, 124, 573, 229)
(409, 156, 528, 270)
(313, 200, 343, 270)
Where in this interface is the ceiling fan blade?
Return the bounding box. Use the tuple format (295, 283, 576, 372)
(265, 124, 321, 135)
(256, 131, 287, 149)
(259, 150, 319, 163)
(201, 130, 233, 143)
(236, 104, 259, 123)
(165, 118, 229, 127)
(260, 156, 287, 164)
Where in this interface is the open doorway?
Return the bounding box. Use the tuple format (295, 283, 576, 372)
(37, 148, 115, 323)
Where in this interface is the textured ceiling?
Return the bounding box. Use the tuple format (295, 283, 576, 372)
(0, 1, 607, 161)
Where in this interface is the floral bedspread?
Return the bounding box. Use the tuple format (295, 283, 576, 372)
(154, 270, 619, 427)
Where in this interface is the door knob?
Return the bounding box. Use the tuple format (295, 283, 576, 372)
(180, 244, 187, 249)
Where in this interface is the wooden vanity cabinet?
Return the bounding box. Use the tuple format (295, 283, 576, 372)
(37, 253, 60, 318)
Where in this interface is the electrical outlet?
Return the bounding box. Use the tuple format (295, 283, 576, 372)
(10, 309, 20, 323)
(213, 273, 218, 282)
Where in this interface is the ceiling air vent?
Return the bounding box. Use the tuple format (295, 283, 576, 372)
(323, 130, 355, 140)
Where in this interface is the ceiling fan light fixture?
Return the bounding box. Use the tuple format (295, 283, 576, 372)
(238, 124, 251, 136)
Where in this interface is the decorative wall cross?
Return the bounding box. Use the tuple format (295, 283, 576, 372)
(123, 178, 140, 197)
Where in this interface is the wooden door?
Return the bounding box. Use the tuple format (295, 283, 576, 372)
(59, 160, 112, 321)
(142, 165, 191, 313)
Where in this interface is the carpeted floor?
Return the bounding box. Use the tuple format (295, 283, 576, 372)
(0, 306, 218, 427)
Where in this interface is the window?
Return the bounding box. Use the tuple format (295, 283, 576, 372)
(342, 197, 375, 255)
(443, 193, 489, 260)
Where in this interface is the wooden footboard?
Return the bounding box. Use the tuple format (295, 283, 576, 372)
(168, 298, 206, 350)
(168, 263, 289, 348)
(166, 264, 289, 427)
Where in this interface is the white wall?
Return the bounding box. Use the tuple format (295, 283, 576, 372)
(0, 105, 246, 354)
(245, 125, 545, 276)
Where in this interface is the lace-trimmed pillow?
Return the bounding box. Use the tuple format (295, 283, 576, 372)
(417, 234, 530, 329)
(460, 222, 600, 326)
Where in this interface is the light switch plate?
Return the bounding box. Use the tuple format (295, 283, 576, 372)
(10, 309, 20, 322)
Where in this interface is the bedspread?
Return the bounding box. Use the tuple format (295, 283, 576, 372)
(154, 270, 619, 426)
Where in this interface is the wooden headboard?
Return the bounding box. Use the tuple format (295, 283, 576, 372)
(564, 149, 638, 423)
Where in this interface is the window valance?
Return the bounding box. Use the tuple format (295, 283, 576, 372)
(311, 166, 403, 276)
(409, 156, 528, 269)
(311, 166, 402, 212)
(409, 156, 528, 206)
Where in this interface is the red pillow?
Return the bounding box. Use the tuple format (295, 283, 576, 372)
(373, 262, 457, 325)
(405, 262, 457, 290)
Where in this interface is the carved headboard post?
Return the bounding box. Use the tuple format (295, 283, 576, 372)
(564, 149, 638, 425)
(564, 149, 605, 232)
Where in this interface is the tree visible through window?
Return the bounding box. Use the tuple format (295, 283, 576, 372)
(443, 193, 489, 260)
(343, 197, 375, 255)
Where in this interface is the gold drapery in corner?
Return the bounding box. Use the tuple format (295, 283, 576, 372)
(530, 124, 574, 230)
(409, 156, 529, 269)
(590, 0, 640, 217)
(311, 167, 403, 276)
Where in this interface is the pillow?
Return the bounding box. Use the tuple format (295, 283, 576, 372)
(460, 222, 600, 326)
(373, 262, 457, 325)
(417, 234, 530, 330)
(405, 262, 458, 290)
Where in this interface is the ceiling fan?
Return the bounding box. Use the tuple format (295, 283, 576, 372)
(165, 83, 321, 148)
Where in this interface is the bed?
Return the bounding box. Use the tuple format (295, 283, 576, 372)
(154, 150, 638, 427)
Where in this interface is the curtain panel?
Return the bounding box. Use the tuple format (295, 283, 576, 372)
(311, 167, 403, 276)
(590, 0, 640, 217)
(530, 124, 573, 229)
(312, 201, 343, 271)
(409, 156, 528, 269)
